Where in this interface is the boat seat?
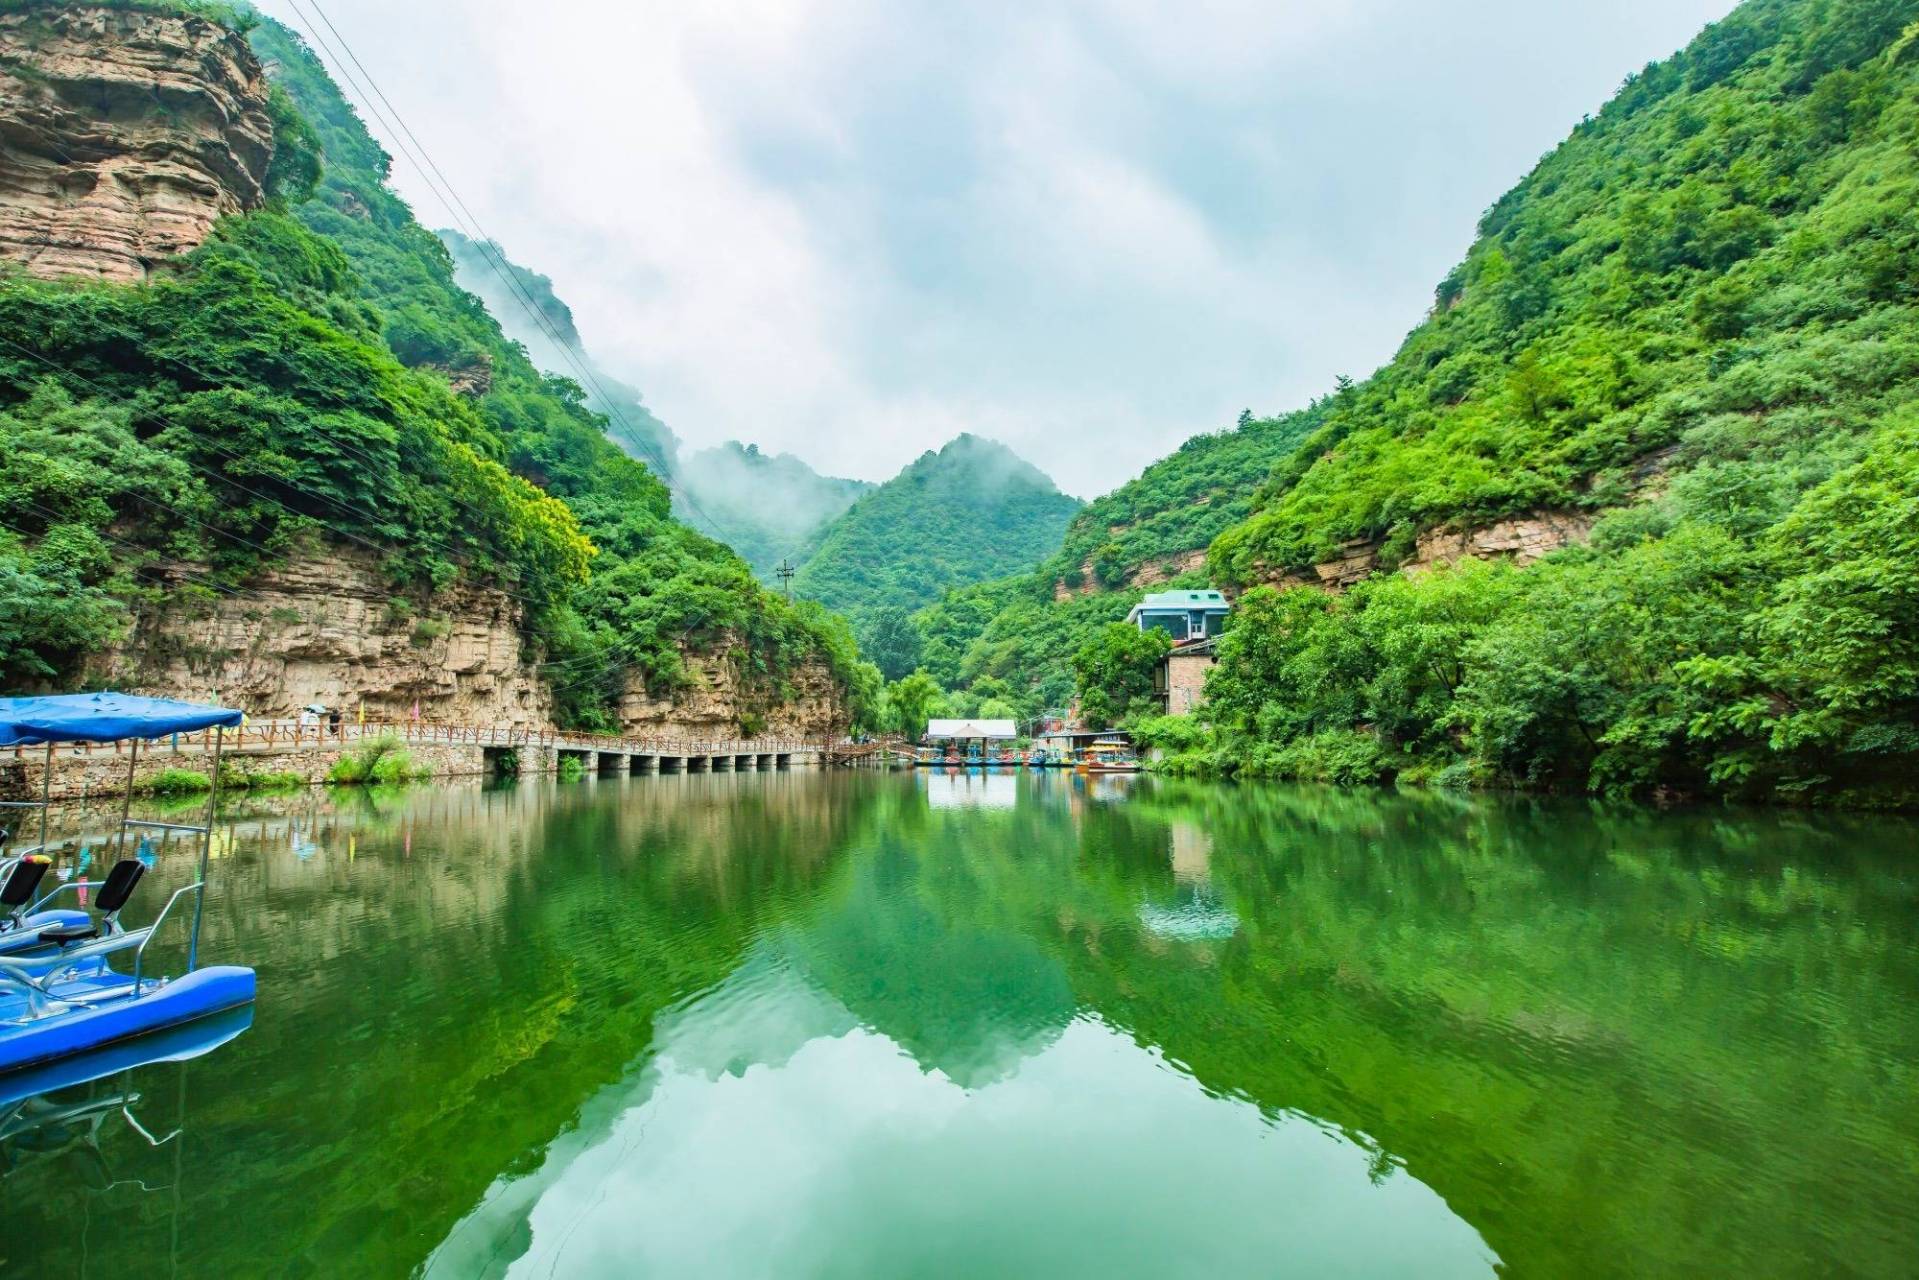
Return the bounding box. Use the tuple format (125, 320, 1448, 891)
(0, 860, 150, 988)
(34, 922, 99, 945)
(1, 856, 53, 932)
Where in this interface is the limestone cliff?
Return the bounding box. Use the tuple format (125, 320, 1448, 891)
(0, 4, 272, 281)
(619, 650, 844, 742)
(89, 548, 844, 740)
(90, 550, 556, 728)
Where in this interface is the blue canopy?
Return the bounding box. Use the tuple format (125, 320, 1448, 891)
(0, 693, 243, 747)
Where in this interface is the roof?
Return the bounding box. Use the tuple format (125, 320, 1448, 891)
(924, 718, 1018, 740)
(0, 693, 243, 747)
(1137, 590, 1228, 609)
(1127, 590, 1231, 623)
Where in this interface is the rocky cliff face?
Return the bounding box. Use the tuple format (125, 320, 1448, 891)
(89, 548, 845, 739)
(619, 651, 843, 742)
(0, 4, 272, 282)
(90, 549, 556, 727)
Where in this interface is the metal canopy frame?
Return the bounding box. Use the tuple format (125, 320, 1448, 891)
(0, 724, 226, 974)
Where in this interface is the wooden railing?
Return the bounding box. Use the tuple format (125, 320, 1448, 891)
(7, 718, 830, 760)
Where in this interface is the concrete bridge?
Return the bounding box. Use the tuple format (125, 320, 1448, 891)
(1, 720, 839, 802)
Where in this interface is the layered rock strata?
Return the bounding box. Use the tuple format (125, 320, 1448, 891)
(0, 5, 273, 281)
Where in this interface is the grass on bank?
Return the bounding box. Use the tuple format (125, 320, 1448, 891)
(325, 736, 431, 786)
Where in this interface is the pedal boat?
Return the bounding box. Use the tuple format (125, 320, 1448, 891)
(0, 694, 256, 1076)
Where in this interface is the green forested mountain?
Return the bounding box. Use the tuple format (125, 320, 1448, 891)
(437, 228, 679, 476)
(913, 0, 1919, 805)
(440, 230, 879, 582)
(908, 405, 1324, 707)
(791, 434, 1080, 631)
(1148, 0, 1919, 804)
(675, 442, 871, 580)
(1045, 407, 1325, 595)
(0, 6, 871, 729)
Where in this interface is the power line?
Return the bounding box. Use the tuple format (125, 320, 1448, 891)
(282, 0, 749, 551)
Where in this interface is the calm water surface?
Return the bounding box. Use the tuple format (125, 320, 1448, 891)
(4, 770, 1917, 1277)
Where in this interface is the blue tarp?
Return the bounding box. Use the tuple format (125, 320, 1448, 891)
(0, 693, 243, 747)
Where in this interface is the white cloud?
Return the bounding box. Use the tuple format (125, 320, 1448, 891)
(259, 0, 1739, 495)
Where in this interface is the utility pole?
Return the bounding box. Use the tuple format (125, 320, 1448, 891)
(775, 559, 796, 602)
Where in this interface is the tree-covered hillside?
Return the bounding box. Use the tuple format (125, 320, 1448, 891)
(0, 7, 872, 730)
(438, 228, 679, 477)
(1146, 0, 1919, 805)
(1044, 406, 1324, 595)
(675, 442, 870, 580)
(897, 405, 1321, 716)
(1212, 0, 1918, 581)
(792, 434, 1080, 629)
(442, 232, 877, 583)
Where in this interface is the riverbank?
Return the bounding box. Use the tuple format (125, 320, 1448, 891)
(1133, 717, 1919, 811)
(0, 722, 827, 802)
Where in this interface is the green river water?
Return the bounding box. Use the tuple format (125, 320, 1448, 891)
(3, 769, 1916, 1277)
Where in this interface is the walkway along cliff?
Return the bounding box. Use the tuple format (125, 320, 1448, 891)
(0, 5, 870, 767)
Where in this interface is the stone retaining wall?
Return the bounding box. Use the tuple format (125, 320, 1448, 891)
(0, 740, 822, 801)
(0, 741, 489, 802)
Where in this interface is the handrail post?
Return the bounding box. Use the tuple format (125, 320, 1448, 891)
(188, 724, 223, 972)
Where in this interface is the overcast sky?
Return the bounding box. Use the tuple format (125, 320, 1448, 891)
(260, 0, 1737, 496)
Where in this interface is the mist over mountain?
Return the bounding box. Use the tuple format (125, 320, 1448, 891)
(792, 435, 1081, 630)
(439, 228, 680, 475)
(677, 442, 871, 579)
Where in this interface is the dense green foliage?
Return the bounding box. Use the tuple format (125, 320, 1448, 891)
(904, 405, 1324, 714)
(1143, 0, 1919, 804)
(325, 735, 430, 784)
(1149, 404, 1919, 803)
(1071, 623, 1170, 728)
(860, 606, 924, 682)
(0, 14, 872, 730)
(792, 434, 1080, 629)
(1049, 406, 1323, 594)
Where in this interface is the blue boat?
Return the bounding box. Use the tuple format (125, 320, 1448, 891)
(0, 694, 256, 1076)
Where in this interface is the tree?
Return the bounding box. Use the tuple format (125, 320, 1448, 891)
(885, 671, 944, 740)
(1072, 623, 1171, 728)
(860, 607, 925, 682)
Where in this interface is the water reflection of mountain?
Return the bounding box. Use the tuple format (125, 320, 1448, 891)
(3, 773, 1911, 1278)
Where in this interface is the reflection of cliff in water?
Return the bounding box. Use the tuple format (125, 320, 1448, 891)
(4, 773, 1913, 1279)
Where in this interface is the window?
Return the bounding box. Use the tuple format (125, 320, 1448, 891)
(1143, 613, 1187, 640)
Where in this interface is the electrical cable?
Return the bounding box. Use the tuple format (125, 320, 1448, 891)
(282, 0, 749, 550)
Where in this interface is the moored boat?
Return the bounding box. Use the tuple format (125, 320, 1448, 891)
(0, 694, 258, 1076)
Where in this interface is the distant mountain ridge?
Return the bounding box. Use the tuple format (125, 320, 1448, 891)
(676, 442, 872, 579)
(439, 229, 679, 474)
(792, 434, 1081, 626)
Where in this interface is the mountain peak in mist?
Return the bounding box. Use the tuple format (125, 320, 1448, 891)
(790, 435, 1081, 623)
